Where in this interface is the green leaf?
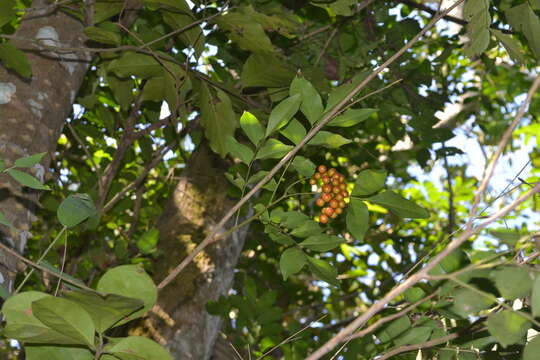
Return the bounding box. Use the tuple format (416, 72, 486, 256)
(451, 288, 494, 317)
(25, 345, 94, 360)
(307, 256, 338, 286)
(57, 194, 97, 228)
(32, 297, 96, 347)
(104, 336, 172, 360)
(524, 334, 540, 360)
(14, 152, 46, 168)
(97, 265, 157, 324)
(266, 94, 302, 136)
(0, 211, 15, 229)
(490, 266, 533, 300)
(290, 76, 323, 124)
(463, 0, 491, 58)
(490, 29, 525, 64)
(291, 156, 316, 178)
(0, 158, 5, 171)
(329, 108, 377, 127)
(108, 76, 134, 110)
(241, 53, 295, 88)
(325, 72, 369, 111)
(264, 225, 295, 246)
(299, 234, 345, 252)
(108, 52, 162, 79)
(215, 11, 273, 53)
(240, 111, 265, 146)
(136, 228, 160, 255)
(143, 0, 191, 12)
(0, 0, 16, 28)
(280, 211, 311, 228)
(352, 169, 387, 196)
(280, 118, 306, 145)
(84, 25, 121, 45)
(377, 316, 411, 343)
(7, 169, 49, 190)
(346, 199, 369, 241)
(162, 11, 205, 57)
(198, 84, 237, 157)
(506, 3, 540, 59)
(531, 276, 540, 317)
(368, 191, 429, 218)
(308, 131, 352, 148)
(289, 220, 323, 238)
(255, 139, 293, 159)
(63, 290, 143, 333)
(487, 310, 530, 347)
(280, 247, 307, 280)
(224, 137, 254, 164)
(0, 42, 32, 78)
(393, 326, 433, 347)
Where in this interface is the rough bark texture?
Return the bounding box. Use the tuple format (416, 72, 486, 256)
(132, 144, 247, 360)
(0, 0, 90, 292)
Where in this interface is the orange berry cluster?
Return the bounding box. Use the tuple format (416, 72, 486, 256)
(309, 165, 349, 224)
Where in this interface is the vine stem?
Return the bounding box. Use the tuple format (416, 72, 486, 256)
(157, 0, 467, 291)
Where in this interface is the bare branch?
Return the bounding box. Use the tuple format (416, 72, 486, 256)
(376, 332, 460, 360)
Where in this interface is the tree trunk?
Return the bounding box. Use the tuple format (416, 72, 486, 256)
(132, 143, 248, 359)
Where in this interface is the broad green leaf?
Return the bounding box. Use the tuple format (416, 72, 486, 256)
(240, 111, 265, 146)
(0, 0, 16, 28)
(108, 52, 162, 79)
(291, 156, 316, 177)
(393, 326, 433, 347)
(352, 169, 387, 196)
(215, 11, 273, 53)
(280, 247, 307, 280)
(57, 194, 97, 228)
(32, 297, 95, 347)
(506, 3, 540, 59)
(264, 225, 295, 246)
(108, 76, 134, 110)
(224, 137, 254, 164)
(308, 131, 352, 148)
(25, 345, 94, 360)
(368, 191, 429, 218)
(198, 84, 237, 157)
(451, 288, 494, 317)
(280, 118, 306, 145)
(14, 152, 46, 168)
(2, 291, 49, 325)
(290, 76, 323, 124)
(136, 228, 160, 255)
(377, 316, 411, 343)
(63, 290, 143, 333)
(0, 211, 15, 229)
(94, 1, 123, 23)
(346, 199, 369, 241)
(255, 139, 293, 159)
(329, 108, 377, 127)
(104, 336, 172, 360)
(428, 250, 467, 276)
(266, 94, 302, 136)
(487, 310, 530, 347)
(84, 25, 121, 45)
(463, 0, 491, 58)
(3, 323, 80, 345)
(162, 11, 205, 57)
(97, 265, 157, 324)
(299, 234, 344, 252)
(490, 266, 533, 300)
(289, 220, 323, 238)
(0, 42, 32, 78)
(7, 169, 49, 190)
(524, 334, 540, 360)
(491, 29, 525, 64)
(307, 256, 338, 286)
(531, 276, 540, 317)
(241, 53, 295, 88)
(143, 0, 191, 12)
(280, 211, 311, 228)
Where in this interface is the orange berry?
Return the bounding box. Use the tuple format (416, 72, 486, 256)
(331, 212, 338, 219)
(341, 190, 349, 198)
(322, 184, 332, 193)
(317, 165, 327, 173)
(340, 183, 347, 190)
(323, 207, 334, 216)
(335, 194, 344, 201)
(332, 178, 340, 186)
(319, 214, 329, 224)
(316, 198, 325, 207)
(328, 168, 336, 177)
(314, 172, 321, 179)
(322, 193, 333, 202)
(335, 207, 343, 215)
(322, 175, 330, 184)
(329, 199, 339, 208)
(332, 187, 341, 194)
(339, 200, 346, 208)
(309, 178, 317, 185)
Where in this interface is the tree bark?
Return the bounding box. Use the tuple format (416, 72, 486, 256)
(131, 143, 248, 359)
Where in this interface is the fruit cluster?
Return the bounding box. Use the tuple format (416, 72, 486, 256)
(309, 165, 349, 224)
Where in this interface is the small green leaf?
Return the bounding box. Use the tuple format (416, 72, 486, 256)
(255, 139, 293, 159)
(290, 76, 323, 124)
(462, 0, 491, 58)
(241, 53, 295, 88)
(368, 191, 429, 219)
(393, 326, 433, 347)
(266, 94, 302, 136)
(0, 158, 5, 171)
(491, 29, 525, 64)
(289, 220, 323, 238)
(299, 234, 344, 252)
(307, 256, 338, 286)
(329, 108, 377, 127)
(0, 42, 32, 78)
(506, 3, 540, 59)
(97, 265, 157, 325)
(280, 211, 311, 228)
(7, 169, 49, 190)
(105, 336, 173, 360)
(377, 316, 411, 343)
(108, 52, 162, 79)
(490, 266, 533, 300)
(84, 25, 121, 45)
(136, 228, 160, 255)
(264, 225, 295, 246)
(25, 345, 94, 360)
(32, 297, 96, 347)
(0, 211, 15, 229)
(240, 111, 265, 146)
(308, 131, 352, 148)
(291, 156, 316, 178)
(57, 194, 97, 228)
(0, 0, 16, 28)
(346, 199, 369, 241)
(224, 137, 254, 164)
(352, 169, 387, 196)
(524, 334, 540, 360)
(14, 153, 46, 168)
(280, 247, 307, 280)
(452, 288, 494, 317)
(280, 118, 306, 145)
(531, 276, 540, 317)
(487, 310, 530, 348)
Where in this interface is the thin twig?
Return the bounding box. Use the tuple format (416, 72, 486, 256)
(376, 332, 460, 360)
